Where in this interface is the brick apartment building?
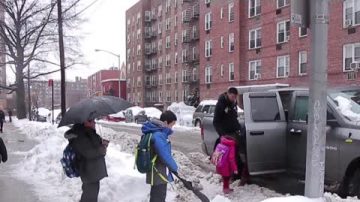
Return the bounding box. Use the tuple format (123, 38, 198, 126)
(127, 0, 360, 103)
(200, 0, 360, 100)
(25, 77, 88, 109)
(87, 68, 127, 99)
(126, 0, 200, 108)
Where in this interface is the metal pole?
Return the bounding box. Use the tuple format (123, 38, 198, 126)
(57, 0, 66, 116)
(52, 83, 54, 124)
(304, 0, 329, 198)
(118, 55, 121, 99)
(27, 64, 31, 121)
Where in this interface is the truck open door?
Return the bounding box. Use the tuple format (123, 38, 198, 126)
(243, 92, 287, 175)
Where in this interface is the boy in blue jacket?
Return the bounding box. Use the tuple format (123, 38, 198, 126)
(141, 110, 178, 202)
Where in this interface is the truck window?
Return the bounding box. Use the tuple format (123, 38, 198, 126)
(250, 97, 280, 121)
(195, 105, 203, 113)
(293, 96, 309, 122)
(202, 105, 210, 113)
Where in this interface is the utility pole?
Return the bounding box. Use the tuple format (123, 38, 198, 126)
(57, 0, 66, 116)
(292, 0, 329, 197)
(299, 0, 329, 198)
(27, 64, 31, 121)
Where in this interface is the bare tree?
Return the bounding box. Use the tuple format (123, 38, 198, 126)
(0, 0, 83, 119)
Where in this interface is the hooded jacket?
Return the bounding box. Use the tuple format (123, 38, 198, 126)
(64, 124, 108, 183)
(213, 92, 241, 136)
(217, 136, 238, 177)
(141, 119, 178, 185)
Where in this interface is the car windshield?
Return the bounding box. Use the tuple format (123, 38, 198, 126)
(329, 89, 360, 124)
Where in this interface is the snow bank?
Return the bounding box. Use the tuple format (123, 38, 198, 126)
(37, 107, 50, 117)
(144, 107, 162, 119)
(168, 102, 195, 127)
(262, 196, 324, 202)
(200, 100, 218, 106)
(211, 195, 231, 202)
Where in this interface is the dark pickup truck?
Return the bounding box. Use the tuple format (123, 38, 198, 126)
(201, 87, 360, 198)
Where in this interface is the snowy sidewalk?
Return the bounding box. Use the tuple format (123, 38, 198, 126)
(0, 122, 40, 202)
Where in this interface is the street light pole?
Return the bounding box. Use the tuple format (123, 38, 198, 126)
(94, 49, 121, 98)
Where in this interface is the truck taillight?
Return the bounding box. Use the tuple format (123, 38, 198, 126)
(200, 125, 204, 140)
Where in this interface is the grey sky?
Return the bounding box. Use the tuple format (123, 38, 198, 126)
(6, 0, 138, 83)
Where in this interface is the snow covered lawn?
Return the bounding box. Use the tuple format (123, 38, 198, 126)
(11, 120, 360, 202)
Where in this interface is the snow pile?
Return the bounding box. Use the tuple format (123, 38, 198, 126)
(334, 96, 360, 122)
(109, 110, 125, 118)
(200, 100, 218, 106)
(37, 107, 50, 117)
(262, 196, 324, 202)
(168, 102, 196, 127)
(144, 107, 162, 119)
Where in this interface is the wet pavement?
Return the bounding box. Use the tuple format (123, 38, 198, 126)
(0, 121, 40, 202)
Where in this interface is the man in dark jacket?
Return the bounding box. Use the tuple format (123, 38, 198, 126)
(8, 109, 12, 123)
(0, 137, 7, 163)
(0, 109, 5, 133)
(213, 87, 249, 185)
(65, 120, 108, 202)
(141, 111, 178, 202)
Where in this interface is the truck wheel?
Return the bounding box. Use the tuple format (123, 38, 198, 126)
(195, 120, 201, 128)
(339, 168, 360, 198)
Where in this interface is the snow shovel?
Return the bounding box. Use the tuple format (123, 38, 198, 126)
(172, 172, 210, 202)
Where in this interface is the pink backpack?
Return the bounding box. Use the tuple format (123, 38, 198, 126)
(211, 143, 230, 174)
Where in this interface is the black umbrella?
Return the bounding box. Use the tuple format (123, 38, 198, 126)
(58, 96, 132, 127)
(172, 172, 210, 202)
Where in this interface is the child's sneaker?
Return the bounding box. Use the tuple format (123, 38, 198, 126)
(223, 188, 234, 194)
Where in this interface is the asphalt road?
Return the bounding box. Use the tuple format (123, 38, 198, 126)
(97, 122, 203, 154)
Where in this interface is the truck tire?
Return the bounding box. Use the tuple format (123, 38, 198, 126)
(339, 168, 360, 198)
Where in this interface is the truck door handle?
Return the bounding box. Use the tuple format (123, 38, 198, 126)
(250, 131, 265, 136)
(290, 129, 302, 135)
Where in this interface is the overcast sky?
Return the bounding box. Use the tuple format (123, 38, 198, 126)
(6, 0, 138, 83)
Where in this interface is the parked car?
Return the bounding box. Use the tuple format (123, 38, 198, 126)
(106, 110, 126, 122)
(192, 100, 217, 127)
(124, 107, 149, 124)
(201, 86, 360, 198)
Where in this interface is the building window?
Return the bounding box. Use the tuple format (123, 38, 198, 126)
(220, 64, 224, 77)
(249, 0, 261, 18)
(174, 15, 178, 27)
(174, 90, 178, 101)
(277, 0, 289, 9)
(249, 60, 261, 80)
(175, 71, 178, 83)
(137, 61, 141, 71)
(158, 40, 162, 52)
(182, 49, 188, 63)
(175, 52, 178, 64)
(159, 92, 163, 102)
(137, 29, 141, 39)
(299, 51, 307, 75)
(228, 3, 234, 22)
(220, 36, 224, 48)
(159, 74, 163, 85)
(343, 0, 360, 27)
(205, 66, 212, 83)
(229, 63, 235, 81)
(205, 40, 212, 57)
(220, 7, 224, 19)
(137, 76, 142, 87)
(158, 22, 162, 34)
(277, 55, 290, 78)
(299, 27, 308, 37)
(205, 12, 212, 31)
(158, 5, 162, 17)
(166, 91, 171, 102)
(192, 68, 198, 81)
(158, 56, 163, 68)
(249, 28, 261, 49)
(166, 36, 171, 48)
(166, 54, 171, 67)
(174, 33, 178, 46)
(137, 45, 141, 55)
(343, 43, 360, 72)
(166, 73, 171, 84)
(228, 33, 235, 52)
(277, 20, 290, 43)
(166, 18, 171, 30)
(182, 70, 189, 82)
